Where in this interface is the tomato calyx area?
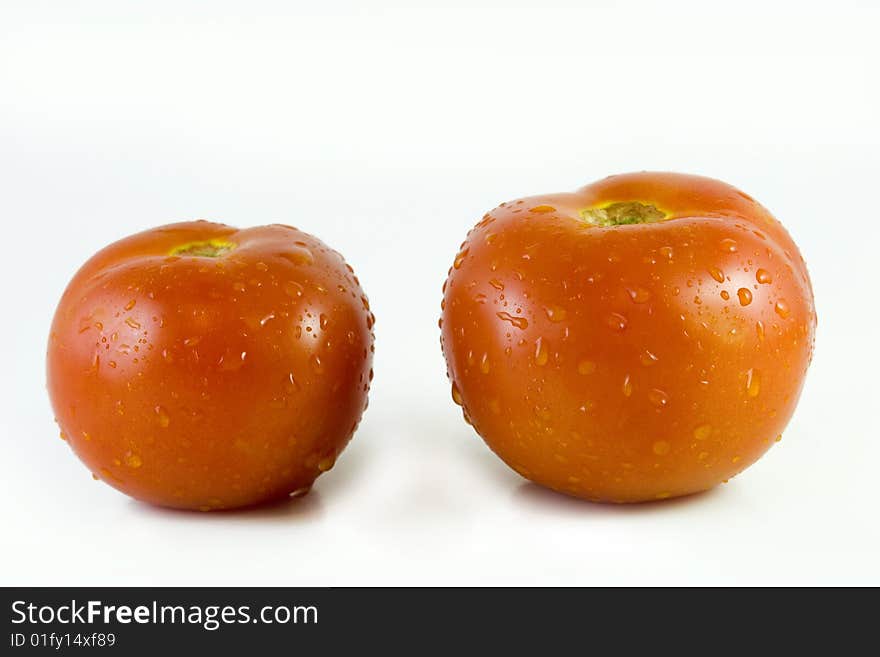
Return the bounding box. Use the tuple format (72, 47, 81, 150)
(169, 239, 237, 257)
(580, 201, 667, 227)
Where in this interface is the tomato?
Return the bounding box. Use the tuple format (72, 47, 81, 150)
(441, 172, 816, 503)
(47, 221, 374, 510)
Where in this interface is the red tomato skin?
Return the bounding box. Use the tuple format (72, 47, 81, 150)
(441, 172, 816, 502)
(48, 221, 374, 510)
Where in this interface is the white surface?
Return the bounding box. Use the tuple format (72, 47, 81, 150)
(1, 0, 878, 586)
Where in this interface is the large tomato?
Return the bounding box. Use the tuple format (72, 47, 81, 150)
(47, 221, 374, 510)
(441, 172, 816, 502)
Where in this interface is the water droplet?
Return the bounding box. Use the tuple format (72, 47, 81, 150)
(732, 455, 742, 464)
(317, 455, 336, 472)
(497, 312, 528, 330)
(289, 486, 311, 498)
(606, 312, 628, 332)
(622, 374, 633, 397)
(489, 279, 505, 291)
(480, 352, 491, 374)
(260, 312, 276, 327)
(658, 246, 674, 259)
(310, 355, 323, 373)
(652, 440, 671, 456)
(737, 288, 753, 306)
(534, 338, 549, 366)
(756, 268, 772, 284)
(756, 321, 765, 341)
(693, 423, 712, 440)
(124, 299, 136, 311)
(720, 290, 730, 300)
(453, 248, 470, 269)
(708, 267, 725, 283)
(626, 286, 651, 303)
(451, 382, 463, 406)
(745, 368, 761, 397)
(233, 281, 246, 292)
(124, 452, 143, 468)
(155, 406, 170, 428)
(529, 205, 555, 213)
(577, 359, 596, 375)
(255, 261, 269, 272)
(284, 281, 304, 298)
(640, 350, 659, 366)
(774, 299, 790, 318)
(720, 238, 738, 253)
(545, 305, 567, 322)
(283, 247, 314, 266)
(648, 388, 669, 407)
(319, 314, 329, 330)
(125, 317, 141, 330)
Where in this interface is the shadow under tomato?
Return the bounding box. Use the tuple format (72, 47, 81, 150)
(513, 481, 728, 515)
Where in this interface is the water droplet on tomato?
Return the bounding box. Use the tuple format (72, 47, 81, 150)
(497, 312, 528, 330)
(545, 305, 567, 322)
(745, 368, 761, 397)
(155, 406, 170, 428)
(606, 312, 628, 331)
(652, 440, 670, 456)
(534, 338, 549, 366)
(284, 281, 304, 298)
(577, 360, 596, 375)
(451, 382, 463, 406)
(626, 287, 651, 303)
(737, 288, 753, 306)
(756, 268, 772, 284)
(693, 424, 712, 440)
(648, 388, 669, 407)
(640, 350, 659, 366)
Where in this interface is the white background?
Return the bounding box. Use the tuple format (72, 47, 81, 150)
(1, 0, 878, 586)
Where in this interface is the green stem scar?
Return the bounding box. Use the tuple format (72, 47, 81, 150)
(169, 239, 236, 257)
(581, 201, 667, 226)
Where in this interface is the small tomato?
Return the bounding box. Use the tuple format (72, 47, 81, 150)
(48, 221, 374, 510)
